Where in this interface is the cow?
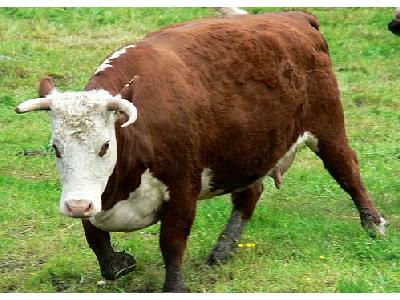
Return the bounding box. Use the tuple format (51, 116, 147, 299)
(388, 7, 400, 35)
(16, 10, 388, 292)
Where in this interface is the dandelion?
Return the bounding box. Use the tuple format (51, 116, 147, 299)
(238, 242, 256, 248)
(319, 255, 326, 260)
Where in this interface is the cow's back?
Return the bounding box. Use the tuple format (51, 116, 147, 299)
(135, 12, 337, 186)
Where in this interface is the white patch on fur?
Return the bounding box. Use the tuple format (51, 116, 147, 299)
(90, 168, 222, 232)
(89, 170, 168, 232)
(199, 168, 213, 198)
(297, 131, 318, 150)
(303, 132, 319, 153)
(199, 168, 225, 200)
(95, 45, 136, 74)
(268, 131, 319, 176)
(49, 89, 120, 216)
(377, 217, 389, 236)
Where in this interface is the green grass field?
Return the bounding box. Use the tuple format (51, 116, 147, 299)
(0, 7, 399, 292)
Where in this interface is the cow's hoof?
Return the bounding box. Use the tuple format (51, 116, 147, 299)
(362, 215, 389, 238)
(388, 19, 400, 35)
(207, 252, 230, 266)
(99, 252, 136, 280)
(207, 240, 236, 266)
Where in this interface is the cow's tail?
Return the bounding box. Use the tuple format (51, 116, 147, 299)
(388, 7, 400, 35)
(281, 11, 320, 31)
(297, 12, 320, 31)
(214, 7, 248, 16)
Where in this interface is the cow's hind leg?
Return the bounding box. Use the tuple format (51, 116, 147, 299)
(82, 220, 136, 280)
(310, 134, 388, 237)
(208, 180, 263, 265)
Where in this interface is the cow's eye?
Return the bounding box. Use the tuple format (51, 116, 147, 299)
(99, 141, 110, 157)
(52, 144, 61, 158)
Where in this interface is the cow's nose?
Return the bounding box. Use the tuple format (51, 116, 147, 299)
(65, 199, 94, 218)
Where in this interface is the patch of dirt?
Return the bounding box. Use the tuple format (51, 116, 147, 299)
(0, 259, 27, 273)
(50, 276, 69, 292)
(15, 67, 28, 79)
(130, 285, 158, 293)
(5, 284, 17, 292)
(16, 149, 51, 157)
(354, 98, 365, 107)
(0, 256, 46, 274)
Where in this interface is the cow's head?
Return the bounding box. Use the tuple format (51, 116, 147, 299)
(16, 77, 138, 218)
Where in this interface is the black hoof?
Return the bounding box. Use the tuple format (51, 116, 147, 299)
(363, 219, 389, 238)
(360, 211, 389, 238)
(99, 252, 136, 280)
(388, 19, 400, 35)
(207, 240, 236, 266)
(207, 251, 233, 266)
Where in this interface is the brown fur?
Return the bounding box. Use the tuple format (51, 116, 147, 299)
(78, 12, 384, 291)
(87, 12, 329, 199)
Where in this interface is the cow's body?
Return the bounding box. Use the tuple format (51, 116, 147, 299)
(86, 11, 326, 208)
(16, 11, 387, 292)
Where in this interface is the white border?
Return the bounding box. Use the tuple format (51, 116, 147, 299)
(1, 1, 399, 298)
(0, 0, 399, 7)
(3, 293, 400, 299)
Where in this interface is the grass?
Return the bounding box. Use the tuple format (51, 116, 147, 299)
(0, 7, 399, 292)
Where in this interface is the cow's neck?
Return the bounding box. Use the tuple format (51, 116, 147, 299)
(101, 116, 152, 210)
(85, 76, 153, 210)
(85, 71, 159, 210)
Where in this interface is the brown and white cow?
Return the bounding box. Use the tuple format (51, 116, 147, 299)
(16, 11, 388, 292)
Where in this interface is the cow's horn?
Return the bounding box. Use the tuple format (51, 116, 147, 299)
(107, 98, 138, 127)
(15, 98, 52, 114)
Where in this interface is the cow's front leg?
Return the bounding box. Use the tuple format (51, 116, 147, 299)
(159, 184, 198, 292)
(208, 180, 263, 265)
(82, 220, 136, 280)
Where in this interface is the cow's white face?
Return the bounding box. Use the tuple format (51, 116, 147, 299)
(16, 77, 138, 218)
(49, 90, 119, 217)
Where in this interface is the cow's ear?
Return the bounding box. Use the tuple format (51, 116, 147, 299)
(120, 75, 140, 100)
(39, 77, 56, 98)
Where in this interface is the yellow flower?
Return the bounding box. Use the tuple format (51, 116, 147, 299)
(319, 255, 326, 260)
(240, 243, 256, 248)
(238, 242, 256, 248)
